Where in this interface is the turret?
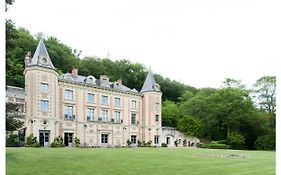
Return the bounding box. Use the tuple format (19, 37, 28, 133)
(24, 38, 58, 146)
(141, 69, 162, 145)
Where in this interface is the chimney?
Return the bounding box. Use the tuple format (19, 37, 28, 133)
(117, 79, 122, 85)
(72, 68, 78, 77)
(100, 75, 109, 81)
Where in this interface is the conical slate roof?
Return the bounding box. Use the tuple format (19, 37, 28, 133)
(140, 69, 160, 93)
(27, 39, 55, 69)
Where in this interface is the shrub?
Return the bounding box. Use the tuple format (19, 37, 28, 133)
(161, 143, 167, 147)
(174, 140, 178, 147)
(126, 139, 131, 147)
(183, 139, 187, 147)
(74, 137, 80, 147)
(32, 142, 40, 148)
(6, 134, 19, 147)
(26, 134, 38, 147)
(196, 143, 208, 148)
(227, 132, 245, 149)
(255, 133, 275, 150)
(50, 136, 64, 147)
(208, 143, 228, 149)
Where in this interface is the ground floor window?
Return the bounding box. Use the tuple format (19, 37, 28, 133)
(166, 137, 170, 145)
(131, 135, 137, 144)
(101, 134, 108, 144)
(154, 135, 159, 144)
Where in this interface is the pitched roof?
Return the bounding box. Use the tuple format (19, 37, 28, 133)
(140, 69, 161, 93)
(27, 39, 55, 69)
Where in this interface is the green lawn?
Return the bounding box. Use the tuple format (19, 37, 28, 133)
(6, 147, 275, 175)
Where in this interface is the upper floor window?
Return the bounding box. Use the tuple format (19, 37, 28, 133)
(131, 113, 136, 125)
(155, 102, 160, 111)
(114, 111, 121, 123)
(40, 83, 49, 93)
(64, 89, 73, 100)
(87, 108, 94, 121)
(155, 115, 159, 122)
(87, 93, 95, 103)
(101, 110, 108, 122)
(131, 100, 137, 109)
(40, 100, 49, 112)
(64, 106, 74, 120)
(114, 97, 121, 107)
(101, 95, 108, 105)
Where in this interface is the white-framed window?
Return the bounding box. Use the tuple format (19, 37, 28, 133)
(131, 113, 136, 125)
(87, 93, 95, 103)
(87, 108, 94, 121)
(64, 89, 73, 100)
(114, 111, 121, 123)
(131, 135, 137, 144)
(101, 95, 108, 105)
(40, 83, 49, 93)
(101, 110, 108, 122)
(155, 115, 159, 122)
(154, 135, 159, 144)
(155, 102, 160, 111)
(64, 106, 74, 120)
(40, 100, 49, 112)
(101, 134, 108, 143)
(131, 100, 137, 108)
(114, 97, 121, 107)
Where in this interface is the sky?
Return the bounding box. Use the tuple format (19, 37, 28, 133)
(5, 0, 281, 88)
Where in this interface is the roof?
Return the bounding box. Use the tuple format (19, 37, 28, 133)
(26, 39, 55, 69)
(140, 69, 161, 93)
(58, 73, 139, 94)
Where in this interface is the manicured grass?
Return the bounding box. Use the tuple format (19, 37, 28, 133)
(6, 147, 275, 175)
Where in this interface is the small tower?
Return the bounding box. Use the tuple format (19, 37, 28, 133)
(141, 69, 162, 146)
(24, 38, 58, 147)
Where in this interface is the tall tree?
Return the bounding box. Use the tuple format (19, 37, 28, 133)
(6, 103, 23, 132)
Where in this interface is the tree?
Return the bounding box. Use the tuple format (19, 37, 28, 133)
(177, 115, 203, 137)
(5, 0, 14, 11)
(252, 76, 276, 113)
(162, 101, 181, 127)
(6, 103, 23, 132)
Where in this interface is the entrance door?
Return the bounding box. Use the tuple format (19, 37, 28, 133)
(64, 133, 73, 146)
(166, 137, 170, 145)
(39, 130, 50, 147)
(101, 134, 108, 147)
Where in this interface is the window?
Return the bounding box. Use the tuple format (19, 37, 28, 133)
(87, 93, 95, 103)
(101, 95, 108, 105)
(101, 134, 108, 143)
(64, 106, 74, 120)
(131, 113, 136, 125)
(131, 135, 137, 144)
(155, 115, 159, 122)
(114, 97, 121, 107)
(87, 108, 94, 121)
(40, 100, 49, 112)
(40, 83, 49, 93)
(131, 100, 137, 108)
(114, 111, 121, 123)
(101, 110, 108, 122)
(155, 102, 160, 111)
(154, 135, 159, 144)
(64, 89, 73, 100)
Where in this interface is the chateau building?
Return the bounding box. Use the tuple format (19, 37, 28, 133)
(8, 39, 199, 147)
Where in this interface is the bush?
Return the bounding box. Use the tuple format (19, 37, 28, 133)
(50, 136, 64, 147)
(255, 133, 275, 150)
(227, 132, 245, 149)
(32, 142, 40, 148)
(26, 134, 38, 147)
(208, 143, 228, 149)
(161, 143, 167, 147)
(6, 134, 20, 147)
(196, 143, 208, 148)
(74, 137, 80, 147)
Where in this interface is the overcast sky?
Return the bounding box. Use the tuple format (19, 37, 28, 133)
(5, 0, 280, 88)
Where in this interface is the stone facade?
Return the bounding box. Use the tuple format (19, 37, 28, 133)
(22, 39, 164, 147)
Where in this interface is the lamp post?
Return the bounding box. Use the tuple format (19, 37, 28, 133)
(122, 127, 127, 146)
